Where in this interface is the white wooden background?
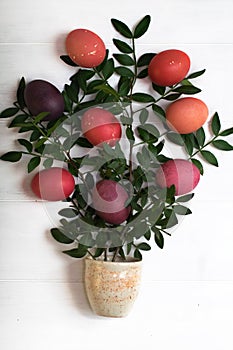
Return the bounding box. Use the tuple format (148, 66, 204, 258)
(1, 0, 233, 349)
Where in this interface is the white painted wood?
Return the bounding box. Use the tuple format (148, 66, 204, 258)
(1, 280, 233, 350)
(0, 0, 233, 348)
(0, 0, 232, 44)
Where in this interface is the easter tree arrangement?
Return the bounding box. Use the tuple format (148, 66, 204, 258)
(1, 15, 233, 264)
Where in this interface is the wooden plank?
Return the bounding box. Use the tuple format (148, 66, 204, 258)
(1, 280, 233, 349)
(0, 0, 232, 44)
(0, 200, 233, 282)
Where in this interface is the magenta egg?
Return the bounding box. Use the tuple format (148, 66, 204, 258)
(92, 179, 131, 225)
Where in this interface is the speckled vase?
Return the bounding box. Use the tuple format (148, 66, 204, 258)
(84, 257, 142, 318)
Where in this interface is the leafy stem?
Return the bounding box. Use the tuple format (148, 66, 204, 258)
(190, 135, 218, 158)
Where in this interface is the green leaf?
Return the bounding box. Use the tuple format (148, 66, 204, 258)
(17, 77, 26, 108)
(163, 93, 181, 101)
(212, 139, 233, 151)
(75, 69, 95, 92)
(95, 232, 109, 247)
(139, 123, 160, 139)
(174, 205, 192, 215)
(126, 126, 135, 143)
(152, 104, 166, 120)
(211, 112, 221, 136)
(131, 93, 155, 103)
(173, 85, 201, 95)
(63, 245, 88, 258)
(187, 69, 206, 79)
(166, 185, 176, 204)
(137, 68, 148, 79)
(85, 172, 94, 189)
(115, 66, 134, 78)
(152, 83, 166, 96)
(58, 208, 77, 218)
(153, 227, 164, 249)
(75, 137, 93, 148)
(18, 138, 33, 153)
(195, 127, 206, 147)
(43, 158, 53, 168)
(0, 151, 22, 162)
(165, 210, 178, 228)
(139, 109, 149, 124)
(182, 133, 198, 156)
(73, 68, 96, 81)
(148, 142, 164, 157)
(137, 127, 157, 144)
(93, 248, 105, 258)
(166, 132, 184, 146)
(30, 129, 41, 142)
(64, 84, 78, 103)
(137, 53, 155, 67)
(133, 15, 151, 38)
(102, 58, 115, 79)
(144, 229, 151, 240)
(33, 112, 49, 123)
(156, 154, 171, 164)
(134, 249, 142, 260)
(201, 150, 218, 166)
(93, 84, 119, 99)
(112, 39, 133, 53)
(86, 80, 103, 94)
(191, 158, 204, 175)
(60, 55, 78, 67)
(113, 54, 134, 66)
(177, 193, 194, 202)
(27, 156, 40, 173)
(51, 228, 74, 244)
(181, 79, 194, 86)
(111, 18, 133, 38)
(0, 107, 19, 118)
(136, 242, 151, 251)
(220, 127, 233, 137)
(79, 233, 95, 247)
(62, 91, 73, 114)
(118, 76, 132, 96)
(8, 114, 28, 128)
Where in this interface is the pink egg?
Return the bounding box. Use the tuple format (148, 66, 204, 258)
(31, 167, 75, 201)
(155, 159, 200, 195)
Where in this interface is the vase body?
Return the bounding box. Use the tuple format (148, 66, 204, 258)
(84, 257, 142, 317)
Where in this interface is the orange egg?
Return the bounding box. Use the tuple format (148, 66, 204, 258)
(166, 97, 209, 134)
(66, 29, 106, 68)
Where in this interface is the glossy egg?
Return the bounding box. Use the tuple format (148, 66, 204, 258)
(148, 49, 190, 86)
(81, 107, 121, 147)
(66, 29, 106, 68)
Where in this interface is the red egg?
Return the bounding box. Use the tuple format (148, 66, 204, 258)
(148, 49, 190, 86)
(31, 167, 75, 201)
(81, 107, 122, 147)
(155, 159, 200, 195)
(92, 179, 131, 225)
(66, 29, 106, 68)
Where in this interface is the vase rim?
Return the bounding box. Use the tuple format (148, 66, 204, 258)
(85, 256, 142, 265)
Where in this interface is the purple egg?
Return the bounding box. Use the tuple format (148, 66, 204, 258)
(24, 79, 65, 121)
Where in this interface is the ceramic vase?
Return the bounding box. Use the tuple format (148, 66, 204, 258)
(84, 257, 142, 318)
